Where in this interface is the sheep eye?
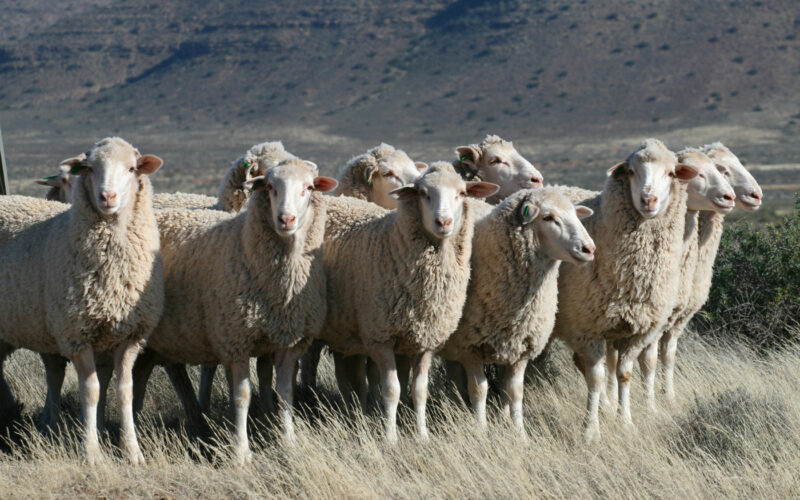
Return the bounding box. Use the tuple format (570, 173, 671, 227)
(543, 215, 554, 222)
(698, 174, 706, 179)
(129, 166, 136, 173)
(459, 191, 466, 197)
(490, 158, 502, 165)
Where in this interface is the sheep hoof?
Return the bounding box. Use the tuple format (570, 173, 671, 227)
(583, 425, 601, 444)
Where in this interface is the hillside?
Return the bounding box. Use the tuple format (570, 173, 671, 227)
(0, 0, 798, 199)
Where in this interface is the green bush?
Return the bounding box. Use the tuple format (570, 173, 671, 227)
(697, 193, 800, 350)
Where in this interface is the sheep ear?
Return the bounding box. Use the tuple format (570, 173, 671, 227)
(137, 155, 163, 175)
(304, 161, 319, 174)
(465, 181, 500, 199)
(245, 175, 269, 191)
(456, 146, 481, 167)
(61, 156, 89, 175)
(519, 203, 540, 225)
(673, 164, 698, 181)
(390, 185, 418, 201)
(575, 205, 594, 219)
(313, 176, 338, 193)
(36, 175, 61, 187)
(607, 161, 630, 179)
(414, 161, 428, 172)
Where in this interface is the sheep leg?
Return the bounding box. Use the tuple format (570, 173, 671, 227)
(506, 359, 528, 438)
(659, 324, 682, 406)
(369, 344, 400, 443)
(615, 348, 636, 429)
(198, 364, 216, 413)
(72, 347, 102, 465)
(256, 354, 275, 414)
(114, 340, 145, 465)
(228, 360, 252, 463)
(299, 340, 323, 391)
(638, 339, 659, 413)
(602, 342, 618, 413)
(40, 353, 67, 430)
(366, 358, 381, 413)
(275, 346, 304, 444)
(0, 343, 19, 424)
(445, 359, 470, 406)
(334, 352, 358, 410)
(462, 360, 487, 428)
(96, 360, 114, 433)
(353, 355, 368, 412)
(131, 348, 159, 421)
(164, 363, 205, 433)
(410, 351, 433, 443)
(397, 354, 412, 405)
(575, 342, 605, 443)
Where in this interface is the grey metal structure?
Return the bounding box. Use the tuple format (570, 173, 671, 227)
(0, 123, 8, 195)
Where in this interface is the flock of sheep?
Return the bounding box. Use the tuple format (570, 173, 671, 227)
(0, 134, 763, 465)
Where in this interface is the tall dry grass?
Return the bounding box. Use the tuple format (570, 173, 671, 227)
(1, 334, 799, 498)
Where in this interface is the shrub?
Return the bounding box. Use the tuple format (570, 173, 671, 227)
(697, 192, 800, 350)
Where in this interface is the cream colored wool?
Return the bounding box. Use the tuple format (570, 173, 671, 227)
(217, 141, 296, 212)
(321, 178, 473, 358)
(334, 143, 400, 200)
(148, 191, 327, 365)
(153, 192, 217, 210)
(441, 189, 565, 367)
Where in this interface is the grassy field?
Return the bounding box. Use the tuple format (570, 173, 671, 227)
(1, 333, 799, 498)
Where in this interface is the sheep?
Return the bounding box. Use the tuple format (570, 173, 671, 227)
(320, 162, 498, 441)
(217, 140, 297, 213)
(439, 187, 595, 435)
(153, 192, 218, 210)
(452, 134, 543, 203)
(552, 138, 698, 441)
(623, 148, 736, 412)
(652, 144, 763, 405)
(144, 158, 336, 463)
(300, 143, 426, 405)
(0, 137, 165, 465)
(35, 163, 77, 203)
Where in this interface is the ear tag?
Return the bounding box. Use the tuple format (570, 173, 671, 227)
(43, 175, 58, 180)
(69, 163, 87, 175)
(365, 168, 373, 186)
(460, 154, 471, 162)
(523, 205, 530, 217)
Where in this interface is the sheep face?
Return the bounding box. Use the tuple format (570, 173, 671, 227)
(247, 159, 337, 237)
(36, 164, 76, 203)
(391, 162, 499, 240)
(679, 150, 736, 214)
(520, 191, 596, 264)
(369, 150, 426, 210)
(607, 139, 696, 219)
(60, 137, 163, 216)
(456, 136, 543, 203)
(702, 143, 763, 210)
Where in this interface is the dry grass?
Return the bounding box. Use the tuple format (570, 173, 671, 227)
(1, 335, 799, 498)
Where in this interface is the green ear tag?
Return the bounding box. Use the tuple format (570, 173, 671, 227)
(242, 160, 249, 168)
(69, 163, 87, 175)
(250, 167, 257, 176)
(523, 205, 530, 217)
(460, 154, 471, 162)
(43, 175, 58, 180)
(365, 168, 373, 186)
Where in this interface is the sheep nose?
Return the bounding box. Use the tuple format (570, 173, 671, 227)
(100, 191, 117, 203)
(722, 193, 735, 202)
(581, 243, 595, 257)
(531, 176, 543, 186)
(279, 214, 296, 227)
(436, 217, 453, 229)
(640, 195, 658, 210)
(750, 191, 762, 202)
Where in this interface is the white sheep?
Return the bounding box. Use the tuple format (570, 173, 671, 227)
(552, 138, 697, 441)
(144, 159, 336, 463)
(321, 162, 498, 441)
(440, 187, 595, 435)
(217, 140, 297, 213)
(624, 148, 736, 412)
(653, 144, 762, 404)
(35, 163, 77, 203)
(0, 137, 165, 464)
(453, 134, 543, 203)
(300, 143, 426, 405)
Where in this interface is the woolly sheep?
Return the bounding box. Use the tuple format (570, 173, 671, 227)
(320, 162, 498, 442)
(144, 159, 336, 463)
(0, 137, 165, 465)
(35, 163, 77, 203)
(653, 144, 762, 405)
(217, 140, 297, 213)
(439, 187, 595, 435)
(552, 138, 698, 441)
(622, 148, 735, 412)
(301, 143, 426, 404)
(453, 135, 543, 203)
